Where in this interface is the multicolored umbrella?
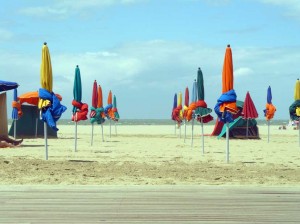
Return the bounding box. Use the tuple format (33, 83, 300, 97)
(38, 42, 67, 160)
(183, 87, 189, 142)
(90, 80, 98, 146)
(71, 65, 88, 152)
(104, 90, 114, 137)
(264, 86, 276, 142)
(289, 79, 300, 146)
(194, 67, 213, 153)
(242, 91, 258, 138)
(97, 85, 105, 141)
(172, 92, 183, 127)
(214, 45, 238, 163)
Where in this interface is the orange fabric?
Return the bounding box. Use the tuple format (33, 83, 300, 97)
(265, 103, 276, 120)
(186, 102, 197, 121)
(12, 101, 23, 118)
(18, 91, 62, 106)
(71, 100, 88, 122)
(107, 90, 112, 104)
(219, 102, 238, 114)
(222, 46, 233, 93)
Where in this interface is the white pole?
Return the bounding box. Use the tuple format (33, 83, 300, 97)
(35, 118, 38, 138)
(179, 124, 181, 139)
(109, 119, 111, 138)
(267, 120, 270, 143)
(91, 123, 94, 146)
(246, 119, 249, 139)
(101, 124, 104, 142)
(191, 114, 194, 148)
(174, 121, 176, 136)
(184, 120, 187, 143)
(115, 122, 117, 136)
(201, 117, 204, 155)
(44, 123, 48, 160)
(226, 122, 229, 163)
(75, 122, 77, 152)
(14, 120, 16, 139)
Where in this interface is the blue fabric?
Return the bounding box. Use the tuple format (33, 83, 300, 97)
(214, 89, 237, 123)
(12, 88, 18, 120)
(0, 80, 18, 92)
(267, 86, 272, 104)
(104, 104, 113, 119)
(173, 93, 177, 110)
(39, 88, 67, 131)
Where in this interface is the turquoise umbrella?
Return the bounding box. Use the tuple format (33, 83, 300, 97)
(73, 65, 82, 152)
(113, 95, 120, 136)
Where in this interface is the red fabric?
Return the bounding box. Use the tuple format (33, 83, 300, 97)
(184, 87, 189, 107)
(91, 81, 98, 108)
(172, 105, 183, 123)
(242, 92, 258, 119)
(72, 100, 88, 122)
(12, 101, 23, 118)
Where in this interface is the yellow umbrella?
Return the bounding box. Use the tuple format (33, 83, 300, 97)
(38, 42, 52, 109)
(294, 79, 300, 101)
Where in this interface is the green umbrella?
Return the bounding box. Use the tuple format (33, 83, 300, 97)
(73, 65, 82, 152)
(113, 95, 120, 136)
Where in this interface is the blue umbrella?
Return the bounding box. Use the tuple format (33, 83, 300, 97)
(267, 86, 272, 104)
(172, 93, 177, 135)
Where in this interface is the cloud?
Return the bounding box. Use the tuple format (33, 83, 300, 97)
(257, 0, 300, 20)
(0, 28, 13, 41)
(18, 0, 145, 18)
(1, 41, 300, 119)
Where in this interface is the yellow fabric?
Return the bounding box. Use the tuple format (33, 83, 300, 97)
(294, 80, 300, 100)
(38, 44, 53, 109)
(177, 92, 183, 119)
(296, 107, 300, 116)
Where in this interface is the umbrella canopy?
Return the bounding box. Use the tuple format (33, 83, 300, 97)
(214, 45, 238, 123)
(91, 80, 98, 108)
(38, 43, 67, 131)
(90, 83, 105, 125)
(185, 81, 198, 122)
(172, 92, 183, 124)
(242, 92, 258, 119)
(19, 91, 62, 105)
(289, 79, 300, 121)
(97, 85, 103, 108)
(183, 87, 189, 120)
(195, 67, 213, 123)
(264, 86, 276, 120)
(72, 65, 88, 122)
(0, 80, 18, 92)
(12, 88, 22, 120)
(171, 93, 177, 121)
(113, 95, 120, 121)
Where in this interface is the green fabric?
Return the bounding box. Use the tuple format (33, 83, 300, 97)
(73, 66, 82, 114)
(195, 107, 212, 116)
(90, 106, 105, 124)
(113, 95, 120, 120)
(289, 100, 300, 121)
(197, 68, 204, 101)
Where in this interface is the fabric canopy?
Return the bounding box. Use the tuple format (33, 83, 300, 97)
(242, 92, 258, 119)
(0, 80, 18, 92)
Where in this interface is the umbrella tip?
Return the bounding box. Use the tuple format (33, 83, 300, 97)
(76, 65, 79, 68)
(227, 44, 230, 47)
(44, 42, 47, 45)
(198, 67, 201, 70)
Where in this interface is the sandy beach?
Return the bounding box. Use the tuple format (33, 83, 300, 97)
(0, 123, 300, 185)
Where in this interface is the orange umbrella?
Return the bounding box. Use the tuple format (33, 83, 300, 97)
(19, 91, 62, 106)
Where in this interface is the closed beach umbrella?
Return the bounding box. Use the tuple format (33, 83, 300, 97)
(190, 79, 197, 147)
(105, 90, 114, 137)
(90, 80, 98, 146)
(98, 85, 105, 141)
(38, 42, 67, 160)
(195, 67, 213, 154)
(242, 92, 258, 138)
(72, 65, 88, 151)
(183, 87, 189, 142)
(214, 44, 238, 163)
(171, 93, 177, 135)
(289, 79, 300, 146)
(264, 86, 276, 142)
(113, 95, 120, 136)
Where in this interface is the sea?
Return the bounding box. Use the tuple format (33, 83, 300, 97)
(7, 119, 289, 126)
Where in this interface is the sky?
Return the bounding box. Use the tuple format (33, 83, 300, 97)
(1, 0, 300, 120)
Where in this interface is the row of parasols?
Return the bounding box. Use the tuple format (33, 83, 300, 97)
(171, 45, 300, 162)
(10, 43, 120, 159)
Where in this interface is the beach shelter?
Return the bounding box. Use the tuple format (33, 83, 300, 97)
(289, 79, 300, 146)
(10, 91, 62, 138)
(90, 80, 98, 146)
(0, 80, 22, 146)
(38, 42, 67, 160)
(113, 95, 120, 135)
(104, 90, 114, 137)
(214, 45, 238, 163)
(242, 92, 258, 138)
(194, 67, 213, 154)
(71, 65, 88, 151)
(183, 87, 189, 142)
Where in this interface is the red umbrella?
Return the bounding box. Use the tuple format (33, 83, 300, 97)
(242, 91, 258, 138)
(90, 80, 98, 145)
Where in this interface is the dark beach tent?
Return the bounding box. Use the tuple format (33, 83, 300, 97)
(8, 104, 58, 138)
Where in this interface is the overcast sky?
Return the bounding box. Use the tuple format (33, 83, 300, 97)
(1, 0, 300, 120)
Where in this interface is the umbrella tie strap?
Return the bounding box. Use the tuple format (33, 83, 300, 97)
(72, 100, 88, 122)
